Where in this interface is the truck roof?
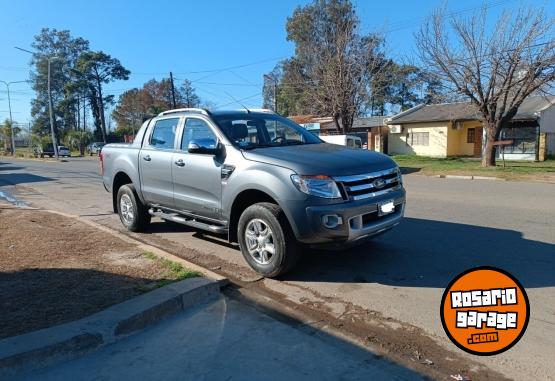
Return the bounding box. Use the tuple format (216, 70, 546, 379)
(156, 108, 275, 118)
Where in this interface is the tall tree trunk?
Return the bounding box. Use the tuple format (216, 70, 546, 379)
(97, 79, 107, 143)
(83, 95, 86, 132)
(76, 99, 80, 131)
(481, 121, 500, 167)
(89, 87, 104, 142)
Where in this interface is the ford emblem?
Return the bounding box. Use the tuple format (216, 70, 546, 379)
(372, 178, 386, 189)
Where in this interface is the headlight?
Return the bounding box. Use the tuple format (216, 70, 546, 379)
(291, 175, 342, 199)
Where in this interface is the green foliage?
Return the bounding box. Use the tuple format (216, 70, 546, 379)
(74, 50, 130, 143)
(139, 251, 202, 291)
(28, 29, 130, 144)
(30, 28, 90, 136)
(64, 130, 92, 155)
(112, 78, 201, 131)
(263, 0, 449, 118)
(263, 0, 388, 131)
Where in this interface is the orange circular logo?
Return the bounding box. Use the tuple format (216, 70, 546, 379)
(440, 267, 530, 356)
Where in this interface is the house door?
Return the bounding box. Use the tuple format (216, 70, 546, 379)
(473, 127, 483, 157)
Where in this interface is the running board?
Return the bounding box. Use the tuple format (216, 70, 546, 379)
(148, 208, 228, 235)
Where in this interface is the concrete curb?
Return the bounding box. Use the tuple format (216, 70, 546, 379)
(434, 174, 505, 181)
(0, 277, 221, 380)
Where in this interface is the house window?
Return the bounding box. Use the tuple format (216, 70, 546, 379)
(467, 128, 476, 143)
(410, 132, 429, 146)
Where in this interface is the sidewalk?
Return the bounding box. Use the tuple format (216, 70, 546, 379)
(18, 296, 423, 381)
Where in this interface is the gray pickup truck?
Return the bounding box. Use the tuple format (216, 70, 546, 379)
(101, 108, 405, 277)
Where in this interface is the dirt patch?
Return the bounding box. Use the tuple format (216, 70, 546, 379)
(0, 207, 199, 339)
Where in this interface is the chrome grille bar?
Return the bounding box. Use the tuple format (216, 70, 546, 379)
(333, 167, 401, 201)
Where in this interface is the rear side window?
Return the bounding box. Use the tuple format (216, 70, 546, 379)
(150, 118, 179, 149)
(181, 118, 217, 150)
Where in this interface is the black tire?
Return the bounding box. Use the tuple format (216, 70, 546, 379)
(238, 202, 300, 278)
(116, 184, 151, 232)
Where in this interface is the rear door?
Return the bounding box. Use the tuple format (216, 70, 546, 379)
(139, 117, 181, 207)
(172, 117, 222, 220)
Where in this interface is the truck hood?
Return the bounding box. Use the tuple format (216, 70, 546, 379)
(241, 143, 397, 176)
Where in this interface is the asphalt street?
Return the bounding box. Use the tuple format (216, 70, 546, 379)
(1, 156, 554, 380)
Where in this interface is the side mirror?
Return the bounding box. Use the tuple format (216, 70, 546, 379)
(188, 138, 219, 155)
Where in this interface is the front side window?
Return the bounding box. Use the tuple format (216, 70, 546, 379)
(150, 118, 179, 149)
(181, 118, 217, 150)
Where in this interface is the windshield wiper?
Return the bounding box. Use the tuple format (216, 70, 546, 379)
(283, 141, 305, 146)
(241, 144, 273, 150)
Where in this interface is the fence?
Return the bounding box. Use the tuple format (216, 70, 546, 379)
(0, 122, 34, 152)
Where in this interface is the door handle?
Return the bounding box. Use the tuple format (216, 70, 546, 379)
(174, 159, 185, 167)
(143, 155, 151, 161)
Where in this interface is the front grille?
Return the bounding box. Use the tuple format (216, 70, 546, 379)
(334, 167, 401, 201)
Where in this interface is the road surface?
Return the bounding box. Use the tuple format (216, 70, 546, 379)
(1, 156, 554, 380)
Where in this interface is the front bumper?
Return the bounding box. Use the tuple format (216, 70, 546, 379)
(287, 187, 405, 245)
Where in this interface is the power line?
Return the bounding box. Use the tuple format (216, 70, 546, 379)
(381, 0, 514, 34)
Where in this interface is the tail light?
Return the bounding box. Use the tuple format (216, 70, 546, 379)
(99, 151, 104, 176)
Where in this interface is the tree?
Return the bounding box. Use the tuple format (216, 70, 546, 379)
(180, 79, 200, 108)
(64, 130, 92, 156)
(416, 5, 555, 167)
(420, 73, 450, 104)
(111, 88, 147, 134)
(284, 0, 386, 132)
(75, 51, 130, 142)
(2, 119, 14, 152)
(387, 63, 424, 112)
(112, 78, 203, 131)
(29, 28, 89, 136)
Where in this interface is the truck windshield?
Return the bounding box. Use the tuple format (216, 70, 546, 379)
(213, 112, 322, 150)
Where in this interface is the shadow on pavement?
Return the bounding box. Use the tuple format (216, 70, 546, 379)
(284, 217, 555, 289)
(0, 165, 24, 171)
(0, 173, 53, 186)
(133, 217, 554, 290)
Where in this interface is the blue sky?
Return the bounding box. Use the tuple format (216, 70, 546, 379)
(0, 0, 550, 124)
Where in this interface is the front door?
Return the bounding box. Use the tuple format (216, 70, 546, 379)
(473, 127, 483, 157)
(172, 117, 222, 220)
(139, 117, 180, 207)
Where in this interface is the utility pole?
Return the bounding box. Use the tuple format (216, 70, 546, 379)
(0, 80, 26, 155)
(15, 46, 60, 159)
(169, 72, 177, 109)
(47, 58, 59, 159)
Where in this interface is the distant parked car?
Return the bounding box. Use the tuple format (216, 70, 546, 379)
(320, 134, 362, 148)
(87, 142, 105, 156)
(34, 143, 56, 158)
(58, 146, 71, 157)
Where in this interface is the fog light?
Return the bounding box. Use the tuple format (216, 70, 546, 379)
(322, 214, 343, 229)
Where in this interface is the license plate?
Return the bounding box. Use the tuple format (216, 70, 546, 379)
(378, 200, 395, 216)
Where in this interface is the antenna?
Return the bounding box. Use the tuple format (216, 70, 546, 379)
(222, 90, 250, 113)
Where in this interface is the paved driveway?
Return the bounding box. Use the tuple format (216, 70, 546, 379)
(1, 157, 554, 380)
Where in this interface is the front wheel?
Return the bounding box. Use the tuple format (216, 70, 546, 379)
(238, 202, 300, 278)
(117, 184, 151, 232)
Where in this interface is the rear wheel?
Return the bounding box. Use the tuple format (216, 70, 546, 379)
(238, 202, 300, 278)
(117, 184, 151, 232)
